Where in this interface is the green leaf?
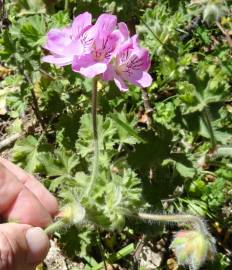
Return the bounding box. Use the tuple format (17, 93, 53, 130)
(40, 149, 79, 177)
(110, 113, 145, 143)
(76, 113, 117, 160)
(20, 15, 46, 47)
(50, 11, 70, 28)
(163, 154, 196, 179)
(12, 135, 41, 173)
(176, 162, 196, 178)
(215, 147, 232, 158)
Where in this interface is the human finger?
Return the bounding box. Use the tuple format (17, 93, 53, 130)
(0, 163, 52, 227)
(0, 157, 58, 216)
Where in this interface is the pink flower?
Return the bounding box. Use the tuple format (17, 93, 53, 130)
(102, 35, 152, 91)
(42, 12, 153, 90)
(72, 14, 119, 78)
(42, 12, 92, 66)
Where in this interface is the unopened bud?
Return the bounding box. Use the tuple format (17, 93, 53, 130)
(203, 4, 222, 25)
(170, 230, 216, 270)
(58, 202, 85, 225)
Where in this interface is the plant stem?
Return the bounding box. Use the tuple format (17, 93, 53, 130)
(216, 22, 232, 48)
(97, 230, 107, 270)
(44, 220, 64, 235)
(138, 212, 208, 235)
(202, 108, 216, 151)
(141, 88, 153, 127)
(0, 133, 23, 152)
(24, 72, 46, 130)
(64, 0, 69, 11)
(84, 78, 99, 197)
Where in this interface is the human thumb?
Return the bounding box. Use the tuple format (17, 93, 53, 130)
(26, 227, 50, 265)
(0, 223, 50, 270)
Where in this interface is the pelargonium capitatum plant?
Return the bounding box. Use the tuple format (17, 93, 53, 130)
(42, 12, 215, 270)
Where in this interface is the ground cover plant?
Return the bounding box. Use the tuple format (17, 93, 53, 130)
(0, 0, 232, 269)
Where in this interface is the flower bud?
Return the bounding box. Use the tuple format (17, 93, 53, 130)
(170, 230, 216, 270)
(58, 202, 86, 225)
(203, 4, 222, 25)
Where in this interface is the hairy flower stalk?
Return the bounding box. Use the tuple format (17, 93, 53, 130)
(138, 212, 206, 233)
(84, 78, 99, 197)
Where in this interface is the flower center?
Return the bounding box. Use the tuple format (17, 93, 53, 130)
(92, 49, 106, 61)
(115, 63, 126, 75)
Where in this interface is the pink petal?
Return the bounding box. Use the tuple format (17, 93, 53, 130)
(117, 39, 133, 63)
(121, 49, 152, 88)
(77, 26, 96, 55)
(102, 64, 116, 81)
(95, 14, 117, 33)
(134, 72, 153, 88)
(114, 75, 128, 92)
(120, 47, 151, 84)
(118, 22, 130, 40)
(42, 55, 73, 66)
(132, 48, 151, 70)
(62, 40, 83, 56)
(44, 28, 72, 55)
(131, 34, 140, 48)
(72, 12, 92, 39)
(95, 32, 120, 62)
(72, 55, 107, 78)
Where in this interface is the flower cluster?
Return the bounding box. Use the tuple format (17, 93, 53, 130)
(42, 12, 152, 91)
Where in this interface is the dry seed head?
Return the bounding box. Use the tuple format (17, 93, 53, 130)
(59, 202, 86, 225)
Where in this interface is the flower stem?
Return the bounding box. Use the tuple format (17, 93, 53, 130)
(44, 220, 64, 235)
(64, 0, 69, 11)
(84, 78, 99, 197)
(138, 212, 208, 235)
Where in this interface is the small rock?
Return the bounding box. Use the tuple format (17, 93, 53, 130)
(139, 245, 163, 269)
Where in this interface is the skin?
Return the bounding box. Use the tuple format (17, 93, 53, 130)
(0, 157, 58, 270)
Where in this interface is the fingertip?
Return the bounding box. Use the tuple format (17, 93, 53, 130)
(48, 196, 59, 216)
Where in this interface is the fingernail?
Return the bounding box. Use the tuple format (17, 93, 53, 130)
(26, 227, 50, 264)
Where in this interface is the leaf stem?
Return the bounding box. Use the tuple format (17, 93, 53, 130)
(141, 88, 153, 127)
(202, 108, 216, 151)
(139, 17, 175, 56)
(84, 78, 99, 197)
(139, 17, 165, 47)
